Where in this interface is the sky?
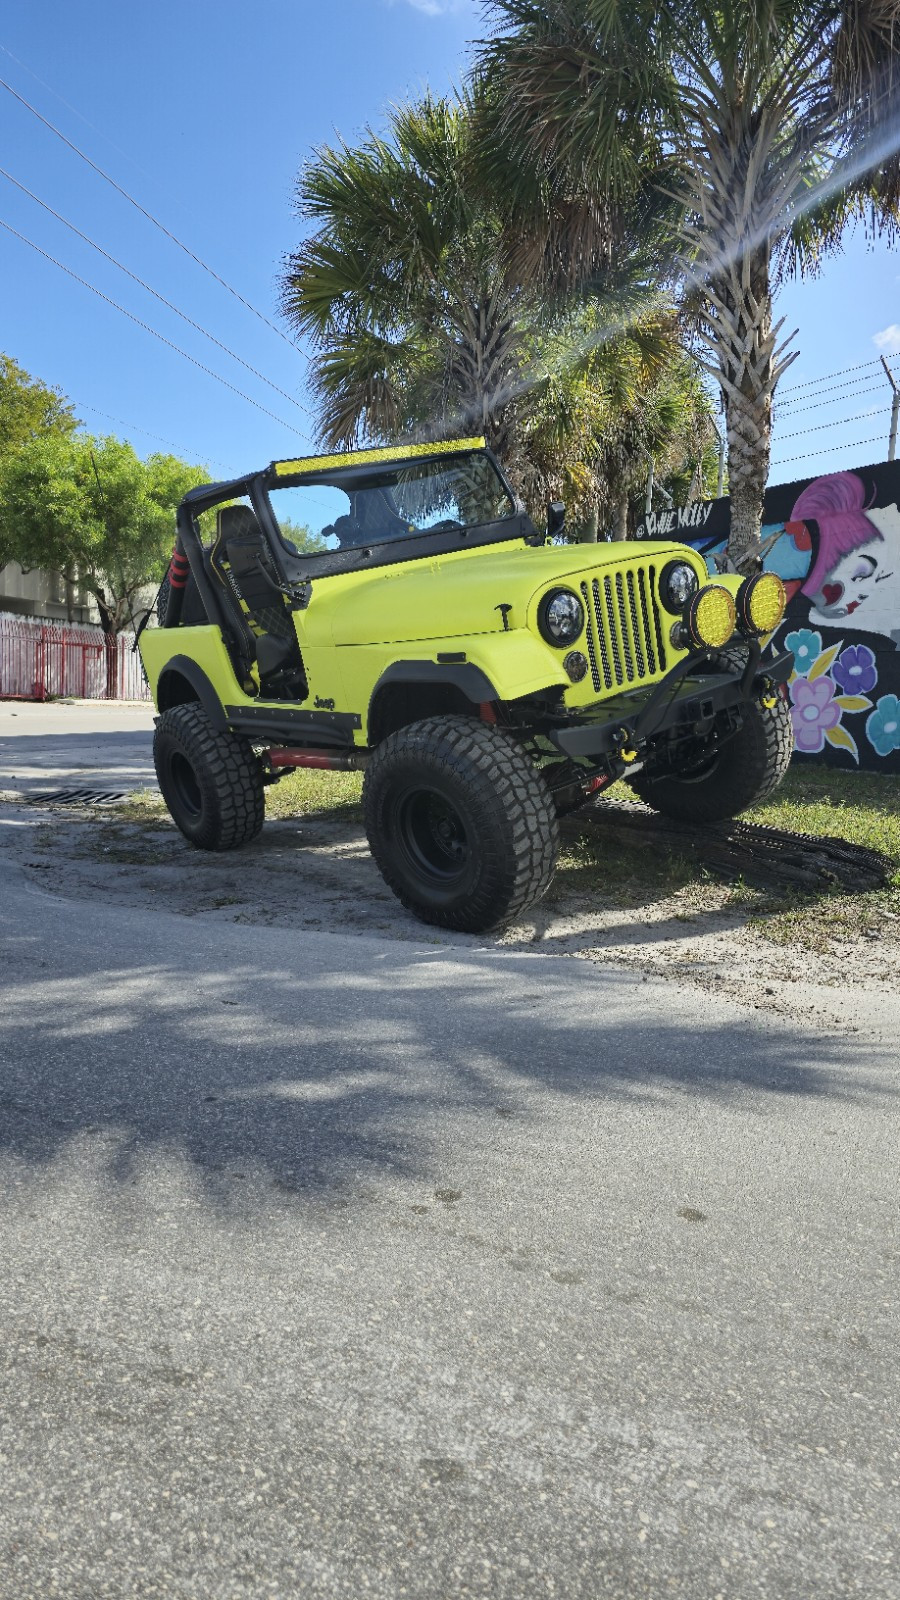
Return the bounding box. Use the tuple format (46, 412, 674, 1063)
(0, 0, 898, 493)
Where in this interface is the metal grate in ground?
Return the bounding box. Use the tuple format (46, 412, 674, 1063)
(27, 788, 130, 808)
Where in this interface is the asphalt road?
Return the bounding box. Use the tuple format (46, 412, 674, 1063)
(0, 705, 898, 1599)
(0, 699, 157, 798)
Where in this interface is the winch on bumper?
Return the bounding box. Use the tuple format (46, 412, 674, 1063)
(547, 641, 794, 771)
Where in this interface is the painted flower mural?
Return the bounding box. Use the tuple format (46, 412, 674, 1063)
(786, 638, 877, 762)
(789, 674, 841, 753)
(867, 694, 900, 758)
(677, 459, 900, 769)
(784, 629, 822, 676)
(833, 643, 878, 696)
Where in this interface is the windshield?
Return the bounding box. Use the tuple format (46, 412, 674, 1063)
(268, 451, 516, 556)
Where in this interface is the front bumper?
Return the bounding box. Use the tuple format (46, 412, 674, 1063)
(547, 645, 793, 762)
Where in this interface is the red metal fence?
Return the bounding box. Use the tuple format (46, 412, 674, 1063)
(0, 613, 151, 701)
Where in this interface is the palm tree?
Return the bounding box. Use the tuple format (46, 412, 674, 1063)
(281, 88, 715, 530)
(281, 92, 535, 473)
(521, 300, 720, 535)
(477, 0, 900, 561)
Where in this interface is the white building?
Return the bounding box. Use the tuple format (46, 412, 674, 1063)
(0, 561, 99, 624)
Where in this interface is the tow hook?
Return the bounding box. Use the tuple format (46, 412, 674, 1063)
(611, 726, 639, 764)
(758, 677, 777, 710)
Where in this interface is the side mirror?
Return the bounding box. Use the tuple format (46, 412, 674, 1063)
(547, 501, 566, 540)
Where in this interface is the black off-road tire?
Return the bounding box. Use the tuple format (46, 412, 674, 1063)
(631, 648, 794, 824)
(363, 716, 559, 932)
(153, 703, 265, 851)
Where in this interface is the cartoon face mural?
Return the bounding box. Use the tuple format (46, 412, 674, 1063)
(660, 458, 900, 773)
(792, 473, 900, 644)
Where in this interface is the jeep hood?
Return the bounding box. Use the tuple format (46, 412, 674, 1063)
(317, 539, 707, 647)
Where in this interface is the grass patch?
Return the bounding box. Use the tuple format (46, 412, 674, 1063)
(556, 823, 698, 906)
(744, 766, 900, 871)
(264, 767, 363, 822)
(112, 768, 363, 826)
(112, 788, 169, 825)
(739, 767, 900, 949)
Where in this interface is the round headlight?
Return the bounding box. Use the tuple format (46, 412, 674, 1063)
(736, 572, 786, 636)
(683, 584, 736, 650)
(660, 560, 699, 613)
(539, 588, 584, 647)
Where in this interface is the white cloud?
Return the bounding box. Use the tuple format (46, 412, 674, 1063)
(874, 324, 900, 355)
(392, 0, 472, 13)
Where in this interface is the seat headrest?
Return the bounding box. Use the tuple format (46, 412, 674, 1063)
(216, 504, 262, 541)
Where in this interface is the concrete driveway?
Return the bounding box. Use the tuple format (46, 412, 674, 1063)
(0, 702, 897, 1599)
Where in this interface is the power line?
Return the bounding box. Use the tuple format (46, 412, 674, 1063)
(0, 74, 300, 354)
(771, 433, 887, 469)
(0, 166, 313, 418)
(775, 406, 886, 443)
(0, 41, 169, 202)
(73, 401, 230, 471)
(777, 358, 882, 398)
(774, 380, 887, 418)
(0, 216, 307, 437)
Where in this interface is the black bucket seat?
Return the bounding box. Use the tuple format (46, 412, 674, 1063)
(209, 505, 307, 699)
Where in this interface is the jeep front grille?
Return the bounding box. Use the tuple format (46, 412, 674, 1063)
(579, 565, 667, 693)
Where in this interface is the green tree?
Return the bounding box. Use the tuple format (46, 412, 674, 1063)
(0, 352, 78, 457)
(478, 0, 900, 559)
(279, 516, 328, 555)
(0, 433, 205, 687)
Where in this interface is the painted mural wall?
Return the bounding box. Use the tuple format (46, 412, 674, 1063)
(636, 458, 900, 774)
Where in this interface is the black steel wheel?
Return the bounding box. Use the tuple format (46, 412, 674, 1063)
(153, 703, 264, 850)
(363, 716, 559, 932)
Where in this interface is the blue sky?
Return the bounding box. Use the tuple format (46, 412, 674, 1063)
(0, 0, 897, 490)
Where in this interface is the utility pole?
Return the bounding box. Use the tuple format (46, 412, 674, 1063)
(881, 355, 899, 462)
(644, 458, 655, 517)
(712, 405, 726, 498)
(877, 358, 890, 464)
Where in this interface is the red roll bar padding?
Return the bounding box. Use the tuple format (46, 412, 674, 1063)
(167, 546, 192, 590)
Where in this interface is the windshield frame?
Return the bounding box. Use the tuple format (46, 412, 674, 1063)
(259, 446, 539, 579)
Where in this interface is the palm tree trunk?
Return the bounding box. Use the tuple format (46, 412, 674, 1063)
(612, 488, 629, 541)
(580, 508, 599, 544)
(697, 238, 797, 565)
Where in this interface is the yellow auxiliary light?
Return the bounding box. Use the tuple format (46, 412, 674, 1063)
(682, 584, 737, 651)
(736, 571, 787, 636)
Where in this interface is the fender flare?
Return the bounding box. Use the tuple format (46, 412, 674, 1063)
(369, 658, 498, 714)
(156, 655, 228, 729)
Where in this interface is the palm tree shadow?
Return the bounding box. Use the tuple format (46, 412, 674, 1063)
(0, 922, 891, 1212)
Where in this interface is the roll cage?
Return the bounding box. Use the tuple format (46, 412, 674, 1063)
(173, 442, 538, 629)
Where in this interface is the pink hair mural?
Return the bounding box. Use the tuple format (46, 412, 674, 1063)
(791, 472, 882, 599)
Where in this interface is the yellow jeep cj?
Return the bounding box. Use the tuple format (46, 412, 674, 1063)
(140, 437, 794, 932)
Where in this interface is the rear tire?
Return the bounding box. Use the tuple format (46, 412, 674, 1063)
(631, 649, 793, 823)
(363, 716, 559, 932)
(154, 703, 265, 850)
